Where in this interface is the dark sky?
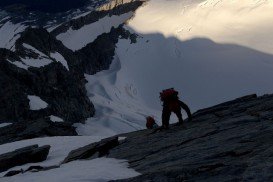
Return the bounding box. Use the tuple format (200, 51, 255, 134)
(0, 0, 89, 13)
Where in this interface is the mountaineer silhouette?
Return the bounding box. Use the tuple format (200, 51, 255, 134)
(160, 88, 192, 129)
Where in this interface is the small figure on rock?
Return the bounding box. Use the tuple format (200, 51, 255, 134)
(146, 116, 159, 129)
(160, 88, 192, 129)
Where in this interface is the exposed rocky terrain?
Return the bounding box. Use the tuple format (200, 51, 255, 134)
(0, 0, 146, 143)
(2, 94, 273, 181)
(0, 144, 50, 173)
(108, 94, 273, 181)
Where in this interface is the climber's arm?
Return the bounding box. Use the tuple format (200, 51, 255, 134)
(179, 101, 192, 121)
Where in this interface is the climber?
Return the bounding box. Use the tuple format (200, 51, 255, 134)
(160, 88, 192, 129)
(146, 116, 159, 129)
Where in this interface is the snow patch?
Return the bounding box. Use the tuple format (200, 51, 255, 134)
(0, 21, 26, 51)
(21, 44, 53, 68)
(50, 52, 69, 70)
(23, 44, 48, 57)
(56, 12, 134, 51)
(3, 158, 140, 182)
(0, 123, 12, 128)
(21, 57, 52, 68)
(0, 136, 106, 175)
(50, 115, 64, 123)
(72, 11, 91, 20)
(7, 59, 29, 70)
(28, 95, 48, 110)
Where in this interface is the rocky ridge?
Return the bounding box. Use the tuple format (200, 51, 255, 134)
(0, 0, 146, 143)
(108, 94, 273, 181)
(2, 94, 273, 181)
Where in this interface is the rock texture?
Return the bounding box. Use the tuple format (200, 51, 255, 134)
(0, 144, 50, 173)
(0, 0, 145, 143)
(106, 94, 273, 181)
(62, 136, 119, 164)
(0, 118, 77, 145)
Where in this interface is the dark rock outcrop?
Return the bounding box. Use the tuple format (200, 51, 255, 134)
(0, 0, 144, 144)
(0, 144, 50, 173)
(62, 136, 119, 164)
(0, 118, 77, 145)
(4, 165, 59, 177)
(105, 94, 273, 181)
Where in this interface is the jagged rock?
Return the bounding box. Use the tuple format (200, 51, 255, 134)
(4, 170, 23, 177)
(107, 94, 273, 181)
(4, 164, 60, 177)
(0, 145, 50, 173)
(0, 118, 77, 145)
(62, 136, 119, 164)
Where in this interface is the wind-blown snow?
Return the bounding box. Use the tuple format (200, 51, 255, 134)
(56, 12, 134, 51)
(28, 95, 48, 110)
(0, 21, 26, 51)
(0, 123, 12, 128)
(50, 52, 69, 70)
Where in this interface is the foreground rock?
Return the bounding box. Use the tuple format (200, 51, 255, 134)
(62, 136, 119, 164)
(0, 118, 77, 145)
(108, 94, 273, 181)
(0, 145, 50, 173)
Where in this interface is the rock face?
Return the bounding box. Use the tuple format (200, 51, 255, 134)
(0, 118, 77, 145)
(62, 136, 119, 164)
(0, 0, 145, 143)
(0, 144, 50, 173)
(106, 94, 273, 181)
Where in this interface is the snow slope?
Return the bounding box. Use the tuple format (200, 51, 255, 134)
(76, 56, 161, 136)
(0, 21, 26, 51)
(78, 0, 273, 135)
(0, 136, 140, 181)
(114, 0, 273, 111)
(56, 12, 134, 51)
(3, 158, 140, 182)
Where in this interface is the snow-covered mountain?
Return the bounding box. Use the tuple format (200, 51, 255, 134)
(78, 0, 273, 136)
(1, 0, 273, 181)
(1, 0, 273, 138)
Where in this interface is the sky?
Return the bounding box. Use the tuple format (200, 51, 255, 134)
(0, 0, 89, 13)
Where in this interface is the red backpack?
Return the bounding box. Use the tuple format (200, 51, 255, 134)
(160, 88, 179, 102)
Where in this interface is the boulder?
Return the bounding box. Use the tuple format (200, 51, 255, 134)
(62, 136, 119, 164)
(0, 145, 50, 173)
